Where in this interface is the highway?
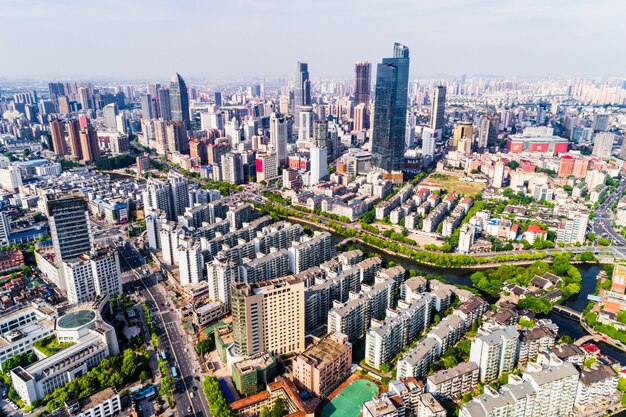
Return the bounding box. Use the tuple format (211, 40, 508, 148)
(116, 244, 211, 417)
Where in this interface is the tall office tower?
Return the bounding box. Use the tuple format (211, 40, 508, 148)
(469, 325, 519, 383)
(221, 152, 244, 185)
(371, 42, 410, 174)
(166, 120, 188, 154)
(314, 120, 328, 147)
(103, 103, 118, 129)
(158, 88, 172, 121)
(452, 121, 473, 148)
(279, 97, 290, 114)
(298, 106, 315, 141)
(141, 94, 154, 119)
(354, 62, 372, 129)
(46, 193, 93, 263)
(270, 113, 288, 165)
(78, 87, 91, 110)
(144, 180, 174, 220)
(169, 175, 189, 218)
(214, 91, 223, 107)
(49, 118, 67, 156)
(67, 119, 82, 159)
(178, 239, 203, 286)
(294, 62, 311, 126)
(207, 255, 239, 307)
(169, 73, 191, 129)
(79, 127, 100, 164)
(231, 276, 305, 357)
(0, 209, 10, 246)
(430, 85, 446, 134)
(592, 132, 615, 159)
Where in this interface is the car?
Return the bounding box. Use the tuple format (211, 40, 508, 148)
(187, 407, 192, 413)
(190, 393, 194, 398)
(192, 386, 198, 391)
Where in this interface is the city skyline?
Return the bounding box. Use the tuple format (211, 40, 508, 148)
(1, 0, 625, 81)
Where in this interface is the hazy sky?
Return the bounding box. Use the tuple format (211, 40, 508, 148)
(1, 0, 625, 81)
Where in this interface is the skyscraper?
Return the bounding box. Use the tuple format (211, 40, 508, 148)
(158, 88, 171, 121)
(169, 73, 190, 129)
(430, 85, 446, 134)
(270, 113, 288, 166)
(294, 62, 311, 126)
(79, 126, 100, 164)
(67, 119, 82, 159)
(371, 42, 410, 174)
(49, 118, 67, 156)
(355, 62, 371, 129)
(103, 103, 118, 130)
(141, 94, 154, 119)
(46, 193, 93, 264)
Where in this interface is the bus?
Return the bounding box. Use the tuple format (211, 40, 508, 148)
(171, 367, 178, 379)
(161, 351, 167, 361)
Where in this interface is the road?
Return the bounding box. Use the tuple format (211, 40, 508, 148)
(116, 244, 211, 417)
(592, 179, 626, 251)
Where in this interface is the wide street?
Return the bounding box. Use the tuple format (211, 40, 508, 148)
(116, 244, 211, 417)
(592, 178, 626, 250)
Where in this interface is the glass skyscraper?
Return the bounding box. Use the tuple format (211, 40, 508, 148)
(371, 43, 410, 173)
(355, 62, 371, 128)
(294, 62, 311, 128)
(169, 72, 190, 129)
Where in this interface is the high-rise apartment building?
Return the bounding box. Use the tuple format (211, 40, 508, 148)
(592, 132, 615, 159)
(67, 119, 82, 159)
(231, 276, 305, 357)
(355, 62, 371, 129)
(49, 118, 67, 156)
(79, 126, 100, 164)
(207, 254, 239, 309)
(371, 43, 410, 173)
(46, 193, 93, 264)
(103, 103, 118, 130)
(63, 247, 122, 304)
(158, 88, 172, 121)
(469, 325, 519, 383)
(430, 86, 446, 134)
(169, 73, 190, 129)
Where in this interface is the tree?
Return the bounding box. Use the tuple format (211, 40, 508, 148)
(379, 363, 391, 373)
(260, 407, 271, 417)
(559, 335, 573, 344)
(271, 397, 286, 417)
(518, 317, 535, 329)
(598, 238, 611, 246)
(518, 295, 553, 314)
(196, 337, 214, 356)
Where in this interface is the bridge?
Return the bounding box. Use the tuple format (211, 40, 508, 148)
(552, 305, 582, 319)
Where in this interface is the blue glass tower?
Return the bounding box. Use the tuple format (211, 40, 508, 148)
(371, 43, 410, 173)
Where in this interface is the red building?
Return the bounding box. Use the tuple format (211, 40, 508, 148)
(506, 136, 569, 154)
(0, 250, 25, 274)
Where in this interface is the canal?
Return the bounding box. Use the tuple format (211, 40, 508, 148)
(322, 230, 626, 364)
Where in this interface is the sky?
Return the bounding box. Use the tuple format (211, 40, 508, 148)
(1, 0, 625, 82)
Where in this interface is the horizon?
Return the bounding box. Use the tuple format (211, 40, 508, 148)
(1, 0, 625, 81)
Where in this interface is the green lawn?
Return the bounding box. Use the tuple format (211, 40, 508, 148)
(321, 379, 379, 417)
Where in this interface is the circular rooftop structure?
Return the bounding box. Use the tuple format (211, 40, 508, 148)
(57, 310, 96, 329)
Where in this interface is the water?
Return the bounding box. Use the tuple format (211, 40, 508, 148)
(322, 228, 626, 364)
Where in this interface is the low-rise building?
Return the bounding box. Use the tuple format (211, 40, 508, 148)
(575, 364, 619, 411)
(63, 387, 121, 417)
(232, 352, 277, 397)
(292, 333, 352, 398)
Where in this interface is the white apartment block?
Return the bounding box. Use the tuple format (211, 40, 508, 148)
(469, 325, 519, 383)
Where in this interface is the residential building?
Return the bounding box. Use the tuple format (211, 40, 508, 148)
(292, 332, 352, 398)
(426, 362, 479, 401)
(469, 325, 519, 383)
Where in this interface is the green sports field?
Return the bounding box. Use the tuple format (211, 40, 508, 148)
(320, 379, 379, 417)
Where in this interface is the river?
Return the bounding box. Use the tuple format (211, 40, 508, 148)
(322, 230, 626, 365)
